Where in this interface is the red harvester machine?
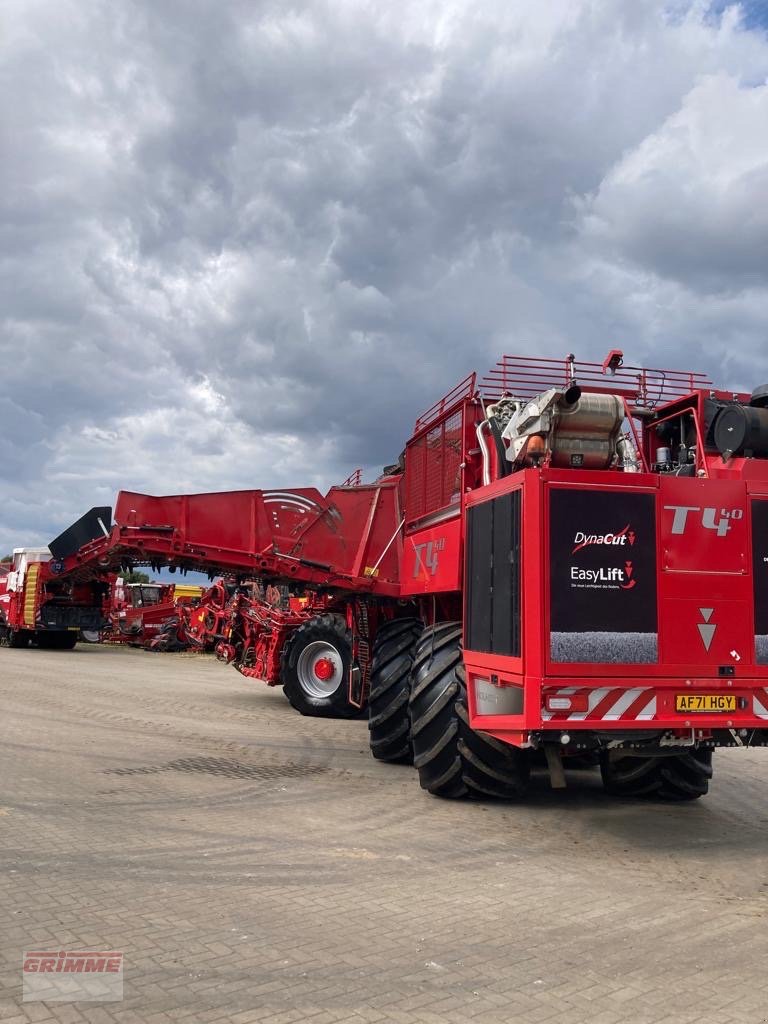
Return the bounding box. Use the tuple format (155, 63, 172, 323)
(0, 547, 108, 648)
(105, 579, 205, 649)
(10, 351, 768, 800)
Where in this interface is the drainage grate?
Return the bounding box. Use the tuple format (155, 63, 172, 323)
(105, 756, 328, 780)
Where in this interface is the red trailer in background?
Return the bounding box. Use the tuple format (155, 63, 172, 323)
(14, 351, 768, 801)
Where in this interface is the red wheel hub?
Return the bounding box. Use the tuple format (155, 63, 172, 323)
(313, 657, 335, 681)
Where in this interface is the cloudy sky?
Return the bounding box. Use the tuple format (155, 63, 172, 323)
(2, 0, 768, 552)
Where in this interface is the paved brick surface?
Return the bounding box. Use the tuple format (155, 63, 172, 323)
(1, 645, 768, 1023)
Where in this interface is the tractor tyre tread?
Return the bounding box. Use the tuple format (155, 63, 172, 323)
(368, 615, 423, 762)
(409, 622, 528, 800)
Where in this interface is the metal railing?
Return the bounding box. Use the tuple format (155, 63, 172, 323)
(480, 355, 711, 409)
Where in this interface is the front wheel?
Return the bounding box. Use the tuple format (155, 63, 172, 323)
(281, 614, 359, 718)
(601, 749, 713, 801)
(409, 622, 529, 799)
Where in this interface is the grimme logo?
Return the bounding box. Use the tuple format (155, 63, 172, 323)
(23, 950, 123, 1002)
(572, 523, 636, 554)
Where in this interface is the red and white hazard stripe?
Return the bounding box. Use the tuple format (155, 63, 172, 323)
(542, 686, 657, 723)
(752, 689, 768, 719)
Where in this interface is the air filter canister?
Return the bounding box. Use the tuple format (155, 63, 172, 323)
(714, 405, 768, 458)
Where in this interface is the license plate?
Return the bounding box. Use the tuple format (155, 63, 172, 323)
(675, 694, 736, 713)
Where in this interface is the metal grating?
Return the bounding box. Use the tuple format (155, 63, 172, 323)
(406, 434, 427, 521)
(443, 411, 463, 506)
(406, 410, 463, 523)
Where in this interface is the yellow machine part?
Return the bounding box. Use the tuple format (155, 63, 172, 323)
(23, 564, 40, 627)
(172, 584, 204, 600)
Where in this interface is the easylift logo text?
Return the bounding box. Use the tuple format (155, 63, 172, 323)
(570, 563, 636, 590)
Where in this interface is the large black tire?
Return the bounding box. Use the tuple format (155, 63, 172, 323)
(281, 613, 359, 719)
(601, 749, 713, 801)
(368, 618, 423, 763)
(409, 622, 529, 799)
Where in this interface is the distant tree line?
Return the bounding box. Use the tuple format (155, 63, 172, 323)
(121, 570, 151, 584)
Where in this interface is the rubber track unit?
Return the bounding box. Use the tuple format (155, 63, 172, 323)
(280, 613, 359, 719)
(409, 622, 529, 799)
(368, 617, 423, 763)
(601, 749, 713, 800)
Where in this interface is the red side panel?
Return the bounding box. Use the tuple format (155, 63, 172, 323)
(95, 482, 404, 591)
(659, 477, 747, 575)
(115, 489, 327, 559)
(288, 484, 403, 585)
(400, 517, 462, 595)
(658, 476, 751, 674)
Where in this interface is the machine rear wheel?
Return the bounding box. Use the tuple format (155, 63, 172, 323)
(281, 614, 359, 718)
(601, 749, 713, 801)
(409, 622, 529, 799)
(368, 617, 423, 763)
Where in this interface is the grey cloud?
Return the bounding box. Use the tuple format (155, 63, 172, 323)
(577, 74, 768, 292)
(2, 0, 768, 553)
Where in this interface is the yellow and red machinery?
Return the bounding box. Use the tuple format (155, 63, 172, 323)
(106, 579, 204, 648)
(0, 547, 107, 648)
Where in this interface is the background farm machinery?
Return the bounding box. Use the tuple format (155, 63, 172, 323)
(25, 477, 403, 717)
(0, 547, 107, 649)
(105, 579, 204, 649)
(7, 351, 768, 800)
